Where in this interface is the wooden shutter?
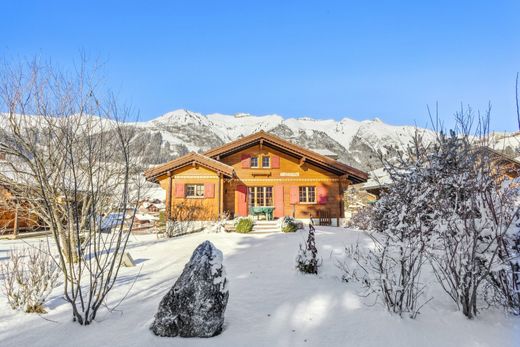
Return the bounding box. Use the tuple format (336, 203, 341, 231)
(271, 155, 280, 169)
(175, 183, 185, 198)
(317, 186, 328, 204)
(290, 186, 299, 204)
(204, 183, 215, 198)
(241, 154, 251, 168)
(274, 185, 284, 217)
(236, 185, 248, 216)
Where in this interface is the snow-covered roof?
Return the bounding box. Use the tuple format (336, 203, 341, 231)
(134, 213, 159, 221)
(310, 148, 338, 159)
(363, 167, 392, 190)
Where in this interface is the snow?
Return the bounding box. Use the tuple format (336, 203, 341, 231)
(363, 167, 393, 190)
(208, 244, 227, 292)
(142, 186, 167, 201)
(134, 213, 159, 222)
(0, 228, 518, 347)
(310, 148, 338, 158)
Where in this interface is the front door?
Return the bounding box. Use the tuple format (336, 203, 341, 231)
(236, 185, 248, 216)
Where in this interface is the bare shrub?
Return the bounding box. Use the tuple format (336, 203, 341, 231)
(345, 130, 432, 318)
(296, 223, 321, 274)
(341, 226, 430, 318)
(0, 242, 60, 313)
(424, 110, 519, 319)
(347, 107, 520, 319)
(165, 201, 205, 237)
(345, 205, 375, 231)
(208, 211, 231, 233)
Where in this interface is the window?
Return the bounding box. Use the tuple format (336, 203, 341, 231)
(248, 186, 273, 207)
(186, 184, 204, 198)
(250, 156, 259, 168)
(262, 156, 270, 168)
(299, 186, 316, 203)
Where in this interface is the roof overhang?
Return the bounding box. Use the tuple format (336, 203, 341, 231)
(204, 130, 368, 184)
(144, 152, 235, 183)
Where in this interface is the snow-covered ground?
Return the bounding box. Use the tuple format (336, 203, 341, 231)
(0, 228, 518, 347)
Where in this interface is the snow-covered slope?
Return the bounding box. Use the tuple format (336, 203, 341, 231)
(132, 109, 440, 170)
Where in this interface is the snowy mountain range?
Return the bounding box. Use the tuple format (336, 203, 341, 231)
(131, 109, 442, 171)
(3, 109, 517, 173)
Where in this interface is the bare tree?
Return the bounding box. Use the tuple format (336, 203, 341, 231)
(0, 58, 143, 325)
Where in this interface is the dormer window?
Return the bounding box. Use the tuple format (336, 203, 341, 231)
(262, 156, 270, 168)
(250, 156, 259, 168)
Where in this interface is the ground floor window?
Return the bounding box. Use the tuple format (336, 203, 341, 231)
(186, 184, 204, 198)
(248, 186, 273, 207)
(299, 186, 316, 203)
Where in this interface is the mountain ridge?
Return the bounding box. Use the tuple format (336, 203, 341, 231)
(132, 109, 438, 171)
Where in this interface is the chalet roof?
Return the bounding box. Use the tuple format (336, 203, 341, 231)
(144, 152, 235, 183)
(475, 146, 520, 167)
(204, 130, 368, 183)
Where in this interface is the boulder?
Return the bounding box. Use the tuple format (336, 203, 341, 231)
(150, 240, 229, 337)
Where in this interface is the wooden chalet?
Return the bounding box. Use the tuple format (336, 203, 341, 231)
(144, 131, 368, 226)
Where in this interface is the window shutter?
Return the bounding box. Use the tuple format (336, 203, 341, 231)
(317, 186, 328, 204)
(241, 154, 251, 168)
(290, 186, 299, 204)
(204, 183, 215, 198)
(271, 155, 280, 169)
(274, 185, 284, 217)
(175, 183, 185, 198)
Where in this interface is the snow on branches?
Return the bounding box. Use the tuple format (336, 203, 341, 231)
(342, 110, 520, 318)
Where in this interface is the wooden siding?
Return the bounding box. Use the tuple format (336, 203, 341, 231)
(157, 165, 221, 220)
(219, 144, 349, 220)
(0, 186, 40, 233)
(154, 144, 353, 222)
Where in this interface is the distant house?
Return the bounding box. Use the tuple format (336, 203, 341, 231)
(138, 201, 165, 213)
(0, 153, 42, 236)
(344, 145, 520, 218)
(476, 146, 520, 179)
(0, 184, 41, 236)
(144, 131, 368, 226)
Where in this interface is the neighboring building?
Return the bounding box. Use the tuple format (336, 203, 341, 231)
(0, 153, 42, 236)
(344, 185, 378, 220)
(476, 146, 520, 179)
(0, 185, 41, 236)
(360, 167, 392, 199)
(144, 131, 368, 226)
(343, 146, 520, 219)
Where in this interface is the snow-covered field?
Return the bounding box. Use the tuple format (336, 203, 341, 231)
(0, 227, 518, 347)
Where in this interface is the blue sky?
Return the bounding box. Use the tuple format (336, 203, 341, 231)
(1, 1, 519, 131)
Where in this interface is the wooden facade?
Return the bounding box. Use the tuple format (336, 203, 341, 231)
(0, 185, 40, 235)
(145, 131, 368, 225)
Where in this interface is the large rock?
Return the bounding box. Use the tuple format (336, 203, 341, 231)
(150, 240, 229, 338)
